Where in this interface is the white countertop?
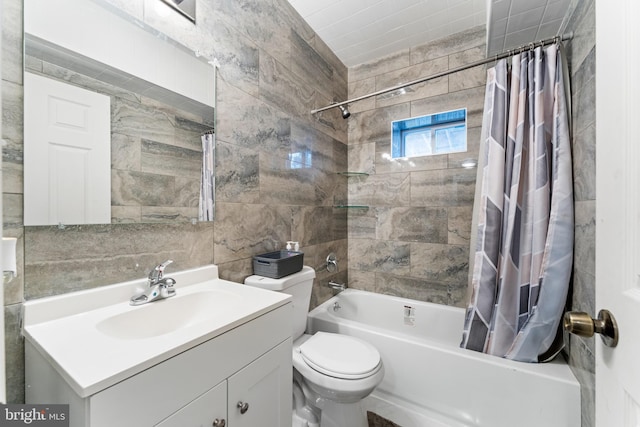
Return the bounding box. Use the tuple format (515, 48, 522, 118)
(22, 265, 290, 397)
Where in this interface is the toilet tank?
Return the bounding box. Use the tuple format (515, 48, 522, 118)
(244, 266, 316, 340)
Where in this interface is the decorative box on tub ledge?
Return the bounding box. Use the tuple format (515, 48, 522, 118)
(253, 250, 304, 279)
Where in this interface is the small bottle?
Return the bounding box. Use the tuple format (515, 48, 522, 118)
(286, 241, 293, 251)
(294, 242, 300, 252)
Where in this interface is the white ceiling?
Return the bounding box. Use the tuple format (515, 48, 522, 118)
(488, 0, 573, 55)
(287, 0, 573, 67)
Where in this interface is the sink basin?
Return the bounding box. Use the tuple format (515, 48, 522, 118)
(96, 290, 242, 340)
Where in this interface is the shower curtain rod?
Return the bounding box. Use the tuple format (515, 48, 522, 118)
(310, 32, 573, 115)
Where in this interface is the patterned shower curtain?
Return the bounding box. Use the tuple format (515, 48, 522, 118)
(199, 132, 215, 221)
(460, 44, 573, 362)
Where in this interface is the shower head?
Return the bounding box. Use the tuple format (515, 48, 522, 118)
(337, 104, 351, 119)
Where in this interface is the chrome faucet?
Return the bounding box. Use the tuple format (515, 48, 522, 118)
(130, 260, 177, 306)
(328, 281, 346, 294)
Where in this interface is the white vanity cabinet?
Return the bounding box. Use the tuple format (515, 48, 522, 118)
(25, 300, 292, 427)
(156, 339, 292, 427)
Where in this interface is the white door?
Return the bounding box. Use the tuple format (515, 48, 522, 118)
(24, 72, 111, 226)
(0, 0, 5, 404)
(227, 340, 292, 427)
(595, 0, 640, 425)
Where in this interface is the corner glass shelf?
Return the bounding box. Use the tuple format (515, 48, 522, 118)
(333, 205, 369, 209)
(335, 172, 369, 209)
(336, 172, 369, 177)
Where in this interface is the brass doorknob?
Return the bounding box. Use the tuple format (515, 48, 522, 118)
(563, 309, 619, 347)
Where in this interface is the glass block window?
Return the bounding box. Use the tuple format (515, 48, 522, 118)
(391, 108, 467, 158)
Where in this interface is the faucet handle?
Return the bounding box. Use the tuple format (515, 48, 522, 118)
(157, 259, 173, 271)
(149, 259, 173, 283)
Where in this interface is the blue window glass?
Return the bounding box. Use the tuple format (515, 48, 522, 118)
(289, 149, 312, 169)
(391, 108, 467, 158)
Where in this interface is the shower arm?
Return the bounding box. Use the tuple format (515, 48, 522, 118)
(310, 33, 573, 115)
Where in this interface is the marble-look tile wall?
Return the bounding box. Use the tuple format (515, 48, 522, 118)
(2, 0, 347, 403)
(562, 1, 596, 426)
(25, 55, 213, 223)
(346, 27, 486, 307)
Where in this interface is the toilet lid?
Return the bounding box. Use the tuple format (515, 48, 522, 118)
(298, 332, 381, 379)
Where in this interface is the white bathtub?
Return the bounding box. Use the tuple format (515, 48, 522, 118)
(307, 289, 580, 427)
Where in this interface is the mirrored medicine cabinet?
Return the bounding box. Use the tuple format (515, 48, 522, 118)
(23, 0, 216, 226)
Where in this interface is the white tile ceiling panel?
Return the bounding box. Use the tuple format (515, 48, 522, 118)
(538, 18, 565, 37)
(289, 0, 341, 18)
(492, 18, 509, 34)
(487, 0, 573, 54)
(543, 1, 571, 21)
(506, 8, 545, 33)
(286, 0, 573, 67)
(511, 0, 547, 14)
(503, 26, 539, 47)
(287, 0, 484, 67)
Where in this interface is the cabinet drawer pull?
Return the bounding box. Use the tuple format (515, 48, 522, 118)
(237, 401, 249, 414)
(212, 418, 226, 427)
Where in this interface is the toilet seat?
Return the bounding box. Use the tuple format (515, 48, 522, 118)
(293, 333, 385, 405)
(298, 332, 381, 379)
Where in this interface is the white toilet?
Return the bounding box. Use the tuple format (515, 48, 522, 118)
(245, 266, 384, 427)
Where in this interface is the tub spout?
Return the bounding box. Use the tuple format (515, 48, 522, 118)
(328, 281, 346, 294)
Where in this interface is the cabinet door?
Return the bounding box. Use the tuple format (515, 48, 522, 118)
(156, 380, 227, 427)
(228, 339, 292, 427)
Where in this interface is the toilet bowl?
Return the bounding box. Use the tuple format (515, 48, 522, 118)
(294, 333, 384, 403)
(244, 266, 383, 427)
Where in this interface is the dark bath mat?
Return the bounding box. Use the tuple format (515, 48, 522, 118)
(367, 411, 403, 427)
